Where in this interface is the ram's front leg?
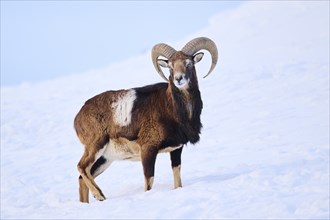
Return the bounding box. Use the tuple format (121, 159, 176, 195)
(170, 146, 183, 188)
(141, 146, 158, 191)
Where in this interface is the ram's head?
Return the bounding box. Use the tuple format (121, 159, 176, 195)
(152, 37, 218, 89)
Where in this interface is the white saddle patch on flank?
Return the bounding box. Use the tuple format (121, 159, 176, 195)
(112, 89, 136, 127)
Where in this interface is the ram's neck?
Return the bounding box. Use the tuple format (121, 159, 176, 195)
(167, 81, 203, 123)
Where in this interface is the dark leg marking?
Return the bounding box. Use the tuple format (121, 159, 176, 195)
(90, 156, 107, 176)
(170, 147, 183, 189)
(170, 147, 183, 168)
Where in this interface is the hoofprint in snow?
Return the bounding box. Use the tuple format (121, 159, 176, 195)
(1, 1, 329, 219)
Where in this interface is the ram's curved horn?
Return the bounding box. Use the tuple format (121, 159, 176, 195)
(181, 37, 218, 78)
(151, 43, 177, 81)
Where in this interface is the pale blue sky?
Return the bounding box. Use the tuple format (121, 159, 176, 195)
(1, 1, 242, 86)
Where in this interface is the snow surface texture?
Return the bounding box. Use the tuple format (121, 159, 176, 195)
(1, 1, 329, 219)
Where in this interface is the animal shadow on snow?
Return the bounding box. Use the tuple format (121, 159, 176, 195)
(185, 167, 255, 186)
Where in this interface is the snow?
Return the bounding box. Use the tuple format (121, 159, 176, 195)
(1, 1, 329, 219)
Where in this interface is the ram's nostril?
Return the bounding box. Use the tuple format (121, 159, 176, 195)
(175, 75, 183, 81)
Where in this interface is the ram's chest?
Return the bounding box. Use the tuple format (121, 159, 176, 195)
(187, 102, 193, 119)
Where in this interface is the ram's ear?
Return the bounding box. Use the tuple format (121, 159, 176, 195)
(193, 52, 204, 64)
(157, 59, 169, 68)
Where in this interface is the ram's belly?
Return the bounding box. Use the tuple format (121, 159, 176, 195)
(102, 138, 183, 162)
(159, 145, 183, 153)
(103, 138, 141, 161)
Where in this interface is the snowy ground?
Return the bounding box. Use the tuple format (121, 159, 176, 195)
(1, 1, 329, 219)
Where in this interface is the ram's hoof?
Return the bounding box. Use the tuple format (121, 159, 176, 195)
(93, 194, 106, 201)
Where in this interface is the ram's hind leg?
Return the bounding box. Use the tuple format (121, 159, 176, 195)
(77, 146, 106, 202)
(79, 175, 89, 203)
(78, 155, 112, 203)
